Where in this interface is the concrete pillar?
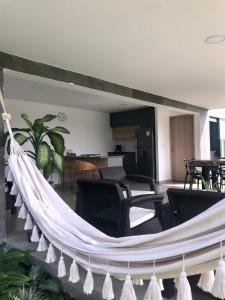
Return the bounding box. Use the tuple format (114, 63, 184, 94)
(155, 107, 172, 182)
(194, 111, 210, 159)
(0, 68, 6, 239)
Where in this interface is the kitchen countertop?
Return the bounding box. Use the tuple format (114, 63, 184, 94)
(64, 155, 124, 159)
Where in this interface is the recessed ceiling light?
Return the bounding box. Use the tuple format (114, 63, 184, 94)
(205, 35, 225, 44)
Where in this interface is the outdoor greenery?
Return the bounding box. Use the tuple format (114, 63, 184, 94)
(9, 287, 43, 300)
(201, 176, 218, 191)
(0, 242, 64, 300)
(4, 113, 70, 179)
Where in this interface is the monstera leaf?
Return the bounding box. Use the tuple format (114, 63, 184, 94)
(4, 113, 69, 179)
(6, 133, 29, 154)
(49, 126, 70, 134)
(43, 161, 54, 180)
(52, 151, 63, 172)
(36, 142, 50, 169)
(21, 113, 32, 129)
(41, 114, 57, 123)
(47, 132, 65, 155)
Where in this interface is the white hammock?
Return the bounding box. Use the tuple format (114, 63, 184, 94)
(2, 92, 225, 299)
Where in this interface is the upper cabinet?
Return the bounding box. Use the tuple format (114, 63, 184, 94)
(112, 126, 140, 140)
(110, 107, 155, 128)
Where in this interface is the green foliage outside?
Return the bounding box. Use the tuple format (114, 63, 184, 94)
(0, 242, 64, 300)
(4, 113, 70, 179)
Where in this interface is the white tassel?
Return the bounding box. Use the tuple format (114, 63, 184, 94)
(174, 278, 179, 289)
(7, 169, 13, 182)
(144, 275, 162, 300)
(158, 279, 164, 291)
(5, 184, 9, 192)
(211, 261, 225, 298)
(24, 213, 33, 230)
(37, 234, 48, 252)
(30, 225, 40, 242)
(197, 271, 214, 293)
(120, 274, 136, 300)
(57, 255, 66, 278)
(177, 271, 192, 300)
(14, 193, 23, 207)
(212, 241, 225, 299)
(83, 268, 94, 295)
(132, 278, 144, 286)
(45, 244, 56, 264)
(10, 182, 18, 195)
(102, 272, 114, 300)
(18, 203, 27, 219)
(69, 259, 80, 284)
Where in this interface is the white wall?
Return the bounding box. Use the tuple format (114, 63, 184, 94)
(155, 107, 171, 182)
(5, 99, 114, 156)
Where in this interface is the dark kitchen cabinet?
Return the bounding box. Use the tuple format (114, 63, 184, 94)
(110, 107, 155, 129)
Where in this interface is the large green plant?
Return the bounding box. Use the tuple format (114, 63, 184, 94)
(0, 243, 31, 299)
(0, 242, 64, 300)
(9, 287, 44, 300)
(4, 113, 70, 179)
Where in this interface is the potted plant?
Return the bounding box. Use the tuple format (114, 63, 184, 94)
(4, 113, 70, 180)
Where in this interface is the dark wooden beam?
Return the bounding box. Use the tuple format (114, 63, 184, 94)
(0, 68, 6, 239)
(0, 52, 206, 113)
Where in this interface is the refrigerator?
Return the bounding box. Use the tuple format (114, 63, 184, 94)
(136, 128, 155, 178)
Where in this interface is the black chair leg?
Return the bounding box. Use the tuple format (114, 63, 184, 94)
(189, 176, 193, 190)
(184, 173, 188, 189)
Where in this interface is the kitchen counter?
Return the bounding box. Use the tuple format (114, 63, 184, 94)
(64, 155, 124, 168)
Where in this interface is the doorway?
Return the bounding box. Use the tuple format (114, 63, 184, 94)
(170, 115, 194, 182)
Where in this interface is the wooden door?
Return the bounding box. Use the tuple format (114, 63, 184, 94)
(170, 115, 194, 181)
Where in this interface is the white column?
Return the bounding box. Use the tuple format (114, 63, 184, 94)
(155, 107, 171, 182)
(194, 111, 210, 159)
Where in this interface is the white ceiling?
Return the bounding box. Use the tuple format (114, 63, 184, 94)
(1, 0, 225, 109)
(3, 70, 145, 112)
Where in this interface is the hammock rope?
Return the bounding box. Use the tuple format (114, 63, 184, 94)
(1, 89, 225, 299)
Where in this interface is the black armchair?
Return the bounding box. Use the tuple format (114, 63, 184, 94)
(99, 166, 156, 197)
(76, 179, 163, 237)
(167, 188, 225, 226)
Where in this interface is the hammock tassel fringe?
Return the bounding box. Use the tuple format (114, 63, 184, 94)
(132, 278, 144, 286)
(10, 181, 18, 195)
(15, 193, 23, 207)
(45, 244, 56, 264)
(24, 213, 33, 230)
(18, 203, 27, 219)
(177, 271, 192, 300)
(37, 234, 48, 252)
(158, 279, 164, 291)
(211, 260, 225, 299)
(197, 270, 215, 293)
(102, 272, 114, 300)
(58, 255, 66, 278)
(69, 259, 80, 284)
(7, 169, 13, 182)
(83, 268, 94, 295)
(30, 225, 40, 242)
(144, 275, 162, 300)
(120, 274, 136, 300)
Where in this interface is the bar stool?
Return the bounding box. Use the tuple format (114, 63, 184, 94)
(71, 160, 98, 187)
(60, 159, 74, 188)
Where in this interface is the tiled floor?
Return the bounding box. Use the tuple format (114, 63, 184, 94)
(4, 182, 215, 299)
